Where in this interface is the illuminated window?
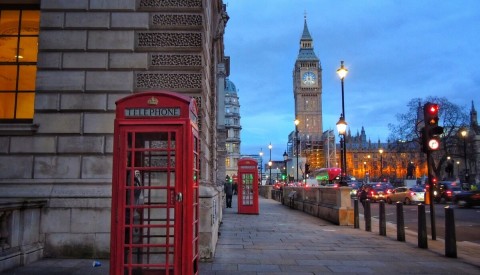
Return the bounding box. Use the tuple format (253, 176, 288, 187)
(0, 7, 39, 123)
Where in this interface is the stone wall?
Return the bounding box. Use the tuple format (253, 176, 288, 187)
(0, 0, 227, 261)
(279, 186, 354, 226)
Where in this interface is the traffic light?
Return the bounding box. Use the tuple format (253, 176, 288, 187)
(422, 102, 444, 152)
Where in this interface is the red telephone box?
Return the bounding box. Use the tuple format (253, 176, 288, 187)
(110, 91, 199, 275)
(237, 157, 259, 214)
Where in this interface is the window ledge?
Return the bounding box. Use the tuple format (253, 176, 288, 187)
(0, 124, 39, 136)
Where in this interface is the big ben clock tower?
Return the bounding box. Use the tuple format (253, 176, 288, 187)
(292, 16, 323, 168)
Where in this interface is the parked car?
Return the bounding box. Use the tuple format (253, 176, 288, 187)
(454, 190, 480, 208)
(434, 182, 462, 203)
(386, 186, 425, 205)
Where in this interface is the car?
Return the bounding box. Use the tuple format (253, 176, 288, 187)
(434, 182, 462, 203)
(454, 190, 480, 208)
(364, 185, 390, 202)
(348, 181, 361, 198)
(386, 186, 425, 205)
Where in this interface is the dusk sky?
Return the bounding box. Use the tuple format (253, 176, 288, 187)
(223, 0, 480, 161)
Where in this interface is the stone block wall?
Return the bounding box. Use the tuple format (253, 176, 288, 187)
(282, 186, 354, 225)
(0, 0, 228, 261)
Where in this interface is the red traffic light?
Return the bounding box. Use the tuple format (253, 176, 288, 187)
(424, 103, 439, 125)
(427, 104, 439, 115)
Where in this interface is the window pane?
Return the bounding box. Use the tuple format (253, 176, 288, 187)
(20, 10, 39, 35)
(19, 37, 38, 62)
(16, 92, 34, 119)
(0, 10, 20, 34)
(0, 37, 18, 62)
(0, 93, 15, 119)
(0, 65, 18, 90)
(18, 65, 36, 90)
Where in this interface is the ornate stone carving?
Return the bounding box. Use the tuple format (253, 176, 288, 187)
(137, 32, 202, 48)
(139, 0, 202, 8)
(136, 73, 202, 89)
(152, 14, 202, 28)
(151, 54, 202, 67)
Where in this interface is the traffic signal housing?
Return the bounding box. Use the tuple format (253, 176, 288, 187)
(422, 102, 444, 152)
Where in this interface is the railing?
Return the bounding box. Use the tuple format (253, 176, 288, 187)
(0, 199, 47, 272)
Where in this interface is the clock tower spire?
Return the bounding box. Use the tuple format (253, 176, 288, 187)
(292, 15, 323, 169)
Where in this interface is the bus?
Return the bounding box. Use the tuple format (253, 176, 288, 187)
(312, 167, 342, 186)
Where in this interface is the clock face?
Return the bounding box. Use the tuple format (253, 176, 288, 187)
(302, 72, 316, 85)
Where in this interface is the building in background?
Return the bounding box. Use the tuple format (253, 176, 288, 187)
(0, 0, 229, 270)
(288, 16, 325, 175)
(224, 78, 242, 179)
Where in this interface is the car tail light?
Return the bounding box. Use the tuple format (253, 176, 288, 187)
(409, 192, 416, 196)
(446, 190, 452, 197)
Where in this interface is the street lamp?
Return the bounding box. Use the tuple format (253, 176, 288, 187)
(379, 148, 384, 179)
(336, 116, 347, 186)
(283, 151, 288, 184)
(259, 149, 263, 185)
(336, 61, 348, 186)
(294, 119, 300, 182)
(460, 128, 469, 184)
(456, 161, 460, 179)
(363, 161, 367, 180)
(268, 142, 273, 185)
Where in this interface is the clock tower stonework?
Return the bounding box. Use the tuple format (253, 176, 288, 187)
(292, 17, 323, 168)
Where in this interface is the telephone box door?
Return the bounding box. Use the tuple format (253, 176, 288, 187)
(237, 158, 259, 214)
(110, 92, 199, 275)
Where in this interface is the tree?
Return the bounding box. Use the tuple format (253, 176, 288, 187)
(388, 97, 469, 180)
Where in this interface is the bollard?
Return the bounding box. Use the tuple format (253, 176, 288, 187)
(365, 199, 371, 232)
(445, 206, 457, 258)
(354, 199, 359, 229)
(396, 202, 405, 242)
(418, 204, 428, 249)
(379, 200, 386, 236)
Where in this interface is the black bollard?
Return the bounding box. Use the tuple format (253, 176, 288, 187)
(396, 202, 405, 242)
(418, 204, 428, 249)
(365, 199, 371, 232)
(379, 201, 386, 236)
(445, 206, 457, 258)
(354, 199, 359, 229)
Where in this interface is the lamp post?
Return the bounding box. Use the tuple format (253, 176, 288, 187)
(336, 116, 347, 186)
(460, 129, 469, 184)
(259, 149, 263, 185)
(456, 161, 460, 179)
(363, 161, 366, 180)
(336, 61, 348, 186)
(379, 148, 384, 179)
(294, 119, 300, 182)
(268, 142, 272, 185)
(283, 151, 288, 184)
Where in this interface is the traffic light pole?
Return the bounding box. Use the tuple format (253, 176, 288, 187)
(427, 147, 436, 240)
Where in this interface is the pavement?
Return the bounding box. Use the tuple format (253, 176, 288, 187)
(2, 196, 480, 274)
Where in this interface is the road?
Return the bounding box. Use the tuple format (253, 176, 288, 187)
(355, 199, 480, 244)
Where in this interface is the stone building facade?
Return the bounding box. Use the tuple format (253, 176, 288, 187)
(0, 0, 228, 267)
(224, 78, 241, 179)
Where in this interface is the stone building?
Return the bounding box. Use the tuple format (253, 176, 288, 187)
(0, 0, 229, 269)
(224, 78, 241, 179)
